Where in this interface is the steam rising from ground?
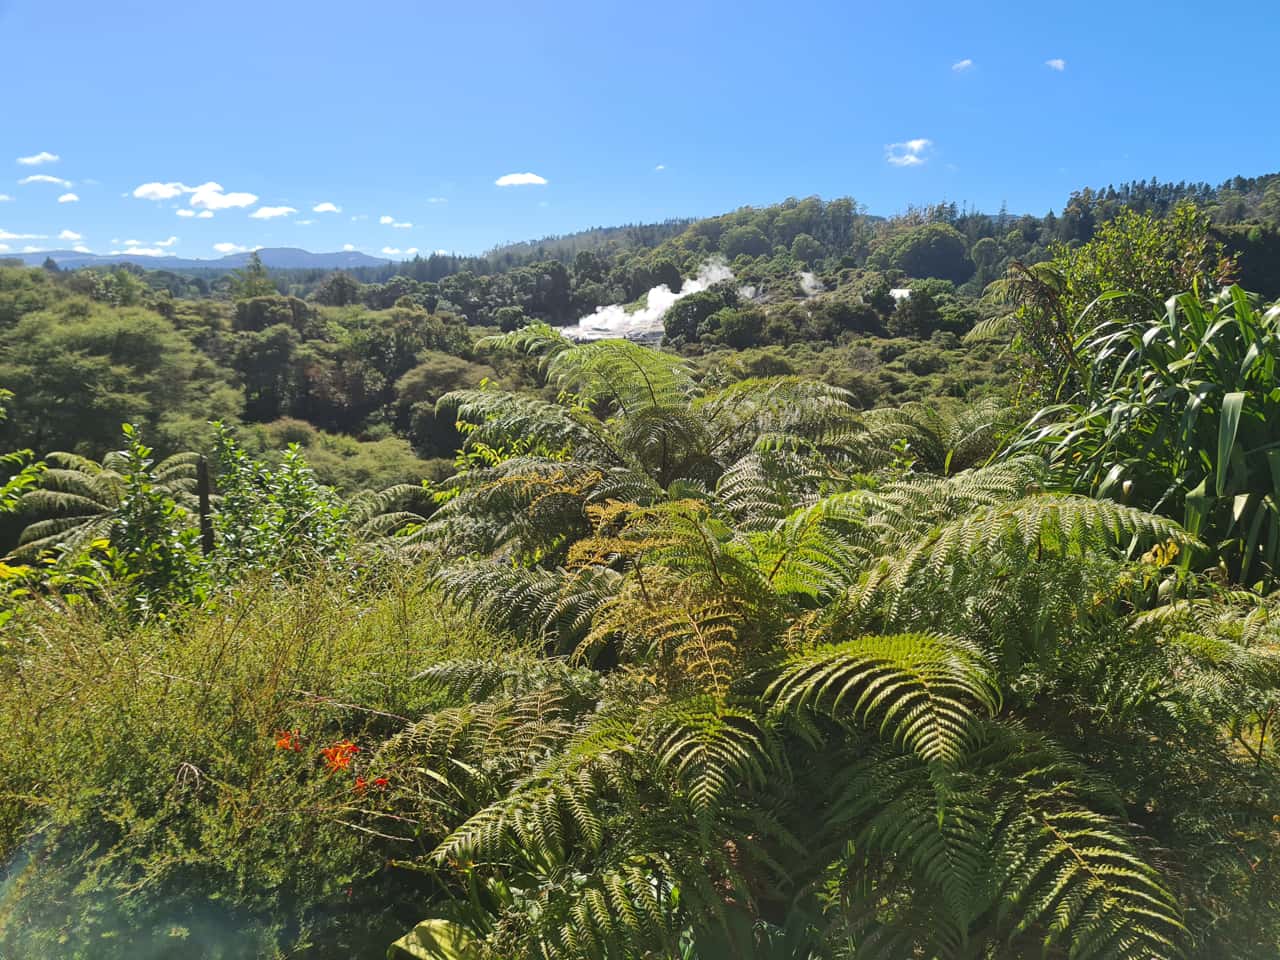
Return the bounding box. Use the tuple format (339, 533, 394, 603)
(799, 271, 825, 296)
(565, 259, 735, 341)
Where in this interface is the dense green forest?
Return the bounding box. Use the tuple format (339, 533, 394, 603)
(2, 176, 1280, 959)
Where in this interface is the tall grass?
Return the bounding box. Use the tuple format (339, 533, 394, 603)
(0, 566, 518, 958)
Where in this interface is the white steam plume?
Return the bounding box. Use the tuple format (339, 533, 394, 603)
(798, 271, 825, 296)
(565, 259, 734, 341)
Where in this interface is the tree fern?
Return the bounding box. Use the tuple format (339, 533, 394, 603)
(768, 633, 998, 766)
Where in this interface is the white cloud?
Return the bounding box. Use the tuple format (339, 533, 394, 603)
(16, 151, 59, 166)
(58, 229, 82, 241)
(134, 181, 189, 200)
(176, 208, 196, 218)
(495, 172, 548, 187)
(0, 244, 7, 252)
(1045, 58, 1066, 71)
(123, 234, 177, 245)
(952, 58, 973, 71)
(885, 138, 933, 167)
(654, 164, 666, 172)
(433, 248, 449, 255)
(392, 221, 412, 229)
(120, 236, 177, 255)
(426, 197, 448, 204)
(342, 243, 355, 251)
(249, 205, 297, 219)
(135, 180, 257, 210)
(312, 201, 341, 213)
(189, 182, 256, 210)
(57, 192, 79, 203)
(380, 246, 402, 256)
(197, 210, 213, 219)
(295, 219, 314, 225)
(72, 245, 91, 254)
(379, 215, 394, 224)
(19, 174, 71, 187)
(213, 242, 248, 254)
(0, 194, 11, 202)
(405, 247, 419, 256)
(22, 246, 40, 253)
(0, 229, 46, 240)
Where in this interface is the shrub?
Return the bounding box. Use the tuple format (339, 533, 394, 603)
(0, 569, 517, 959)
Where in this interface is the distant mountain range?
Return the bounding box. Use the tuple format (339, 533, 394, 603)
(0, 247, 393, 271)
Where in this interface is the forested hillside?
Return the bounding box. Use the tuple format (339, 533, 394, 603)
(2, 177, 1280, 959)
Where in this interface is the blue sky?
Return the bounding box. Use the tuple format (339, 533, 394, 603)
(2, 0, 1278, 260)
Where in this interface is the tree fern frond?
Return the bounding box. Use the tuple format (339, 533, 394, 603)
(547, 338, 698, 415)
(767, 633, 999, 765)
(645, 696, 781, 818)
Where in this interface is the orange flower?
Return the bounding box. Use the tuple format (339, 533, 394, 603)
(373, 776, 389, 791)
(274, 730, 302, 752)
(320, 739, 360, 772)
(354, 776, 368, 794)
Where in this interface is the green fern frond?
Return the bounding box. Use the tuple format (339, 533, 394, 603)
(645, 696, 781, 818)
(476, 320, 574, 365)
(547, 338, 698, 415)
(767, 633, 999, 765)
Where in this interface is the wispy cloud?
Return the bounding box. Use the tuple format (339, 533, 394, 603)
(16, 151, 59, 166)
(381, 246, 402, 256)
(392, 221, 412, 229)
(120, 236, 178, 255)
(0, 195, 11, 203)
(0, 229, 47, 240)
(0, 244, 9, 252)
(295, 219, 314, 225)
(342, 243, 356, 251)
(57, 192, 79, 203)
(885, 138, 933, 167)
(213, 242, 249, 254)
(249, 205, 297, 219)
(379, 215, 394, 225)
(952, 58, 973, 72)
(176, 209, 195, 218)
(312, 201, 341, 213)
(654, 164, 666, 172)
(426, 197, 448, 204)
(114, 246, 167, 257)
(72, 245, 91, 254)
(495, 172, 548, 187)
(1045, 58, 1066, 71)
(197, 210, 213, 219)
(19, 174, 71, 187)
(58, 229, 82, 241)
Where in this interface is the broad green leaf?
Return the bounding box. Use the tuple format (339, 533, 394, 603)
(1183, 477, 1211, 540)
(1216, 391, 1245, 496)
(388, 920, 479, 960)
